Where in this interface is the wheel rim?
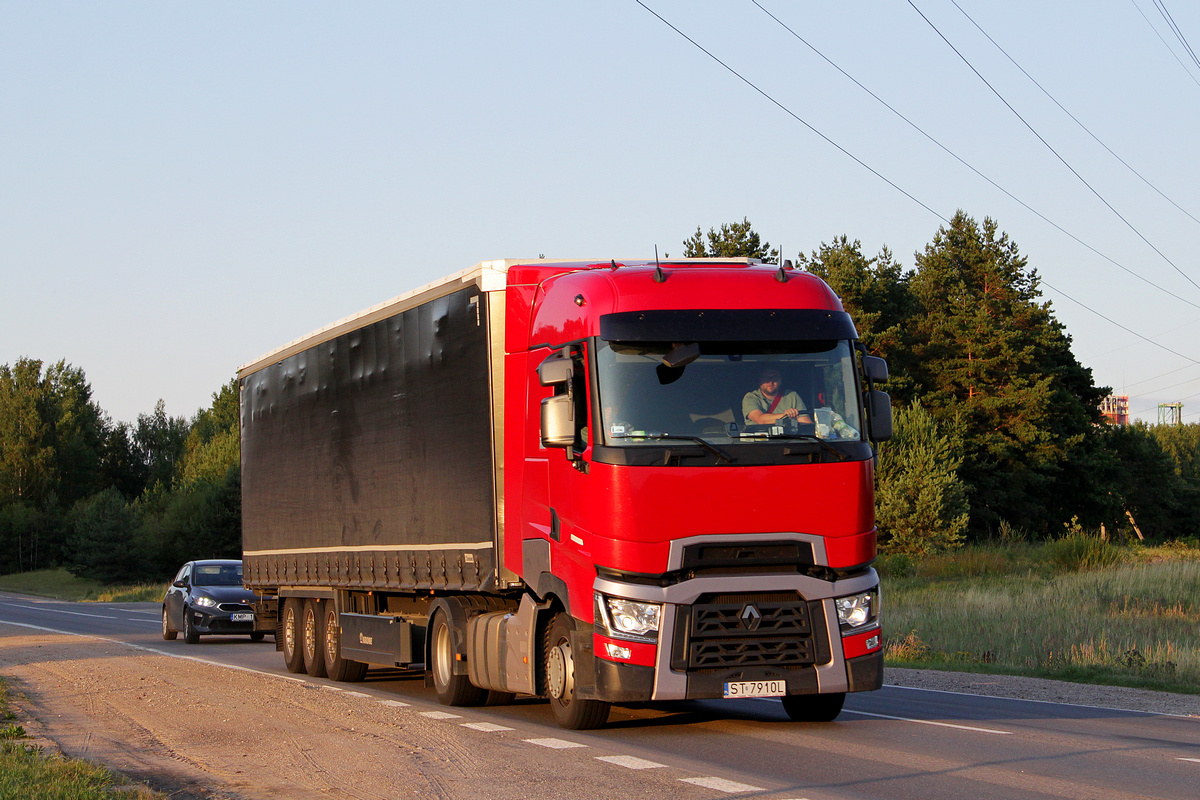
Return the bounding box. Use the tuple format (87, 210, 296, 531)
(547, 637, 573, 700)
(162, 608, 169, 636)
(284, 606, 296, 656)
(303, 608, 317, 661)
(433, 618, 452, 690)
(324, 611, 338, 666)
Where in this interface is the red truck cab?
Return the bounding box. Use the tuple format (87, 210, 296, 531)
(502, 258, 890, 727)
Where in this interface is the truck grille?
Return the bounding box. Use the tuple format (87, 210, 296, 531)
(681, 592, 826, 670)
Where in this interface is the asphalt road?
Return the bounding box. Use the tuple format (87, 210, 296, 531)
(2, 592, 1198, 800)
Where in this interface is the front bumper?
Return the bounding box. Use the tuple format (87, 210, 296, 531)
(592, 532, 881, 703)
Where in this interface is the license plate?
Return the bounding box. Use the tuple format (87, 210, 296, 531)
(724, 680, 786, 698)
(230, 613, 254, 622)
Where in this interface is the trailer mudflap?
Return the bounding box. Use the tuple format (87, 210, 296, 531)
(339, 613, 421, 667)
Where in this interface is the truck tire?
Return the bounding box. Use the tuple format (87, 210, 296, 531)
(183, 609, 201, 644)
(430, 608, 487, 706)
(302, 599, 328, 678)
(161, 606, 177, 641)
(545, 613, 609, 730)
(321, 603, 367, 682)
(782, 692, 845, 722)
(281, 598, 306, 674)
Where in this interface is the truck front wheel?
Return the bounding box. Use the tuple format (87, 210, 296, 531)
(281, 598, 306, 674)
(782, 692, 845, 722)
(545, 613, 610, 730)
(430, 609, 487, 706)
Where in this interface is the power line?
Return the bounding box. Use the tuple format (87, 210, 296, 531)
(908, 0, 1200, 295)
(750, 0, 1200, 314)
(950, 0, 1200, 230)
(632, 1, 949, 224)
(1153, 0, 1200, 71)
(1131, 0, 1200, 89)
(638, 2, 1200, 375)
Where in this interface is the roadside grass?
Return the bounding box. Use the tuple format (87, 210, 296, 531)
(0, 677, 163, 800)
(880, 540, 1200, 693)
(0, 568, 164, 603)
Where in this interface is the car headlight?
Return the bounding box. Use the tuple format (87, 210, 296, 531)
(193, 596, 218, 608)
(595, 594, 661, 641)
(835, 590, 879, 633)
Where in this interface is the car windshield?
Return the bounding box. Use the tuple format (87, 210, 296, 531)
(193, 564, 244, 587)
(594, 340, 863, 446)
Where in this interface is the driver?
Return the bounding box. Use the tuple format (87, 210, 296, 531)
(743, 368, 813, 426)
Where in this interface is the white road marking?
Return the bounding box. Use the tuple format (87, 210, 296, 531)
(420, 711, 461, 720)
(343, 691, 370, 698)
(596, 755, 666, 770)
(525, 737, 587, 749)
(378, 700, 410, 708)
(462, 722, 513, 732)
(885, 682, 1194, 718)
(4, 603, 115, 619)
(1177, 757, 1200, 763)
(842, 709, 1012, 735)
(679, 776, 763, 793)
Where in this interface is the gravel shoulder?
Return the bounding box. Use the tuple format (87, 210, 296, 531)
(884, 666, 1200, 717)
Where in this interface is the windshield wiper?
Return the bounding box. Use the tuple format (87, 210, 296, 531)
(612, 433, 736, 464)
(768, 433, 848, 461)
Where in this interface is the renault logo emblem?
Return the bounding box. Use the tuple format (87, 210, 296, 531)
(739, 603, 762, 631)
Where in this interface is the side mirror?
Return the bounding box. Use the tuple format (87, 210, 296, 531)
(540, 393, 575, 448)
(866, 389, 893, 442)
(538, 349, 573, 386)
(173, 579, 188, 588)
(863, 355, 888, 383)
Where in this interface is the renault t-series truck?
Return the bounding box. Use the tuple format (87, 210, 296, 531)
(239, 258, 892, 729)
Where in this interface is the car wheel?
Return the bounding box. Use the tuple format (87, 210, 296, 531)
(782, 692, 845, 722)
(322, 602, 367, 682)
(429, 608, 487, 706)
(302, 599, 328, 678)
(161, 606, 177, 641)
(281, 598, 306, 673)
(544, 612, 609, 730)
(183, 608, 201, 644)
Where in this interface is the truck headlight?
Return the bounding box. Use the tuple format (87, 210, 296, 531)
(595, 594, 661, 641)
(835, 590, 878, 633)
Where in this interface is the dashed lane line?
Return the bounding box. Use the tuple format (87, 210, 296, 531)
(679, 776, 764, 793)
(461, 722, 514, 732)
(525, 737, 588, 749)
(595, 755, 666, 770)
(420, 711, 462, 720)
(2, 603, 116, 619)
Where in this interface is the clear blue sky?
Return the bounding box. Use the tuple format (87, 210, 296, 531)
(3, 1, 1199, 425)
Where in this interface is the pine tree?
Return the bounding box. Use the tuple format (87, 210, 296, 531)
(875, 401, 969, 555)
(907, 212, 1106, 534)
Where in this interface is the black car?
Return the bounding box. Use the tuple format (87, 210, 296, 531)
(162, 559, 266, 643)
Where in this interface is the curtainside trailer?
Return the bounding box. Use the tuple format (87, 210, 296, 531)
(239, 258, 892, 729)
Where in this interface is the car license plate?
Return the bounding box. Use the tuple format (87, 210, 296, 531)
(724, 680, 786, 698)
(231, 613, 254, 622)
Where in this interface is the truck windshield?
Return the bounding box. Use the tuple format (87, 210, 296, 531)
(595, 340, 863, 446)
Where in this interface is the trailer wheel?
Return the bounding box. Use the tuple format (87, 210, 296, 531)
(161, 606, 177, 641)
(430, 609, 487, 706)
(545, 613, 609, 730)
(302, 599, 328, 678)
(782, 692, 845, 722)
(281, 598, 306, 673)
(322, 602, 367, 682)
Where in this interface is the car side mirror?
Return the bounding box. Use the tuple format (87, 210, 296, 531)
(173, 579, 188, 588)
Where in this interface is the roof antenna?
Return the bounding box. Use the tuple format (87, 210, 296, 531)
(653, 245, 667, 283)
(610, 259, 618, 270)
